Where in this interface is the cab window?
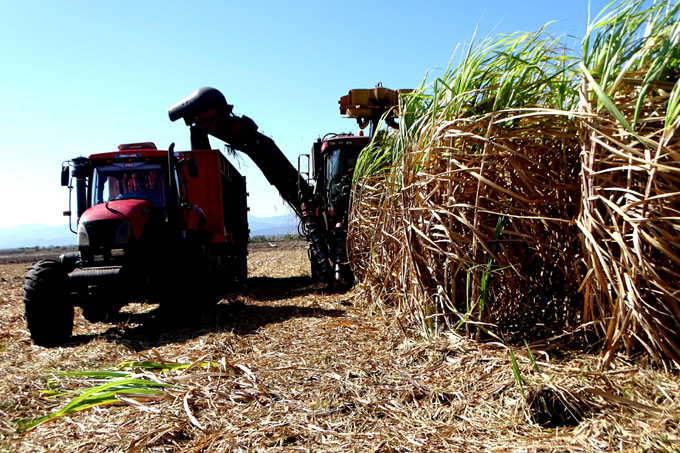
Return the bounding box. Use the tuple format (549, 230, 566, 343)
(93, 163, 167, 207)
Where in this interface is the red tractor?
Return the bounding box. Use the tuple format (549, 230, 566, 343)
(24, 142, 248, 346)
(302, 133, 369, 283)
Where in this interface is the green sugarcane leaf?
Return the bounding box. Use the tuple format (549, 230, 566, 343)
(509, 348, 525, 399)
(60, 378, 170, 413)
(580, 62, 634, 133)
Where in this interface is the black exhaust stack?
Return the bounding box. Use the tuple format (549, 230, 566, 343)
(167, 143, 177, 229)
(71, 157, 91, 222)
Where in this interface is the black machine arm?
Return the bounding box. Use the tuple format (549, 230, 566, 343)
(169, 87, 334, 280)
(169, 87, 311, 219)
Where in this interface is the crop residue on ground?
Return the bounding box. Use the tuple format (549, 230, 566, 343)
(0, 241, 678, 451)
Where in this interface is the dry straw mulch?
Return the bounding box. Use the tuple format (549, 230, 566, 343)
(1, 247, 680, 451)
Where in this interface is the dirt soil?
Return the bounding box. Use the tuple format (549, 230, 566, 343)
(1, 241, 679, 451)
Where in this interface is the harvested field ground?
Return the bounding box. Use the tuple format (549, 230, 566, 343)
(1, 241, 679, 451)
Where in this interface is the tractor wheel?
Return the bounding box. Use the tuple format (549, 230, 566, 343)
(236, 253, 248, 286)
(159, 267, 196, 325)
(23, 260, 74, 346)
(206, 253, 230, 299)
(159, 245, 204, 325)
(310, 256, 323, 282)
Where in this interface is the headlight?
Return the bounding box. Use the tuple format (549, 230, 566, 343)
(77, 223, 90, 247)
(114, 221, 132, 245)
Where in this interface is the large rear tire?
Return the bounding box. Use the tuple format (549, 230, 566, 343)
(159, 241, 206, 326)
(235, 253, 247, 286)
(23, 260, 74, 346)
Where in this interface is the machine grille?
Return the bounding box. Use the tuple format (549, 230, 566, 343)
(84, 219, 121, 248)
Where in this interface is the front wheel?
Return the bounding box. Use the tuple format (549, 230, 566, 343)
(23, 260, 74, 346)
(235, 253, 248, 286)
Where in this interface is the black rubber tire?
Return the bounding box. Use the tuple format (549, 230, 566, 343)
(236, 253, 248, 286)
(23, 260, 74, 346)
(310, 257, 324, 282)
(158, 244, 203, 326)
(308, 246, 323, 282)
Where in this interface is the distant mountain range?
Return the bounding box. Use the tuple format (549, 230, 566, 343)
(0, 214, 299, 250)
(0, 224, 76, 250)
(248, 214, 299, 238)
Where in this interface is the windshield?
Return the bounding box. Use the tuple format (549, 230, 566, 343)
(93, 162, 166, 207)
(326, 148, 359, 183)
(326, 147, 360, 212)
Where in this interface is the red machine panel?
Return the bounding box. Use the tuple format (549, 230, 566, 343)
(179, 149, 248, 247)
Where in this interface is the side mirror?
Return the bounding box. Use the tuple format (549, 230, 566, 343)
(188, 158, 199, 179)
(61, 165, 70, 186)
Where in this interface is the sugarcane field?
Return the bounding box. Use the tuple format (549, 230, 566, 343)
(2, 0, 680, 451)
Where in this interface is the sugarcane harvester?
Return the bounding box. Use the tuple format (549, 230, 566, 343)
(168, 86, 407, 284)
(307, 86, 410, 282)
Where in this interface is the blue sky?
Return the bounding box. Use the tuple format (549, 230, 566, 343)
(0, 0, 610, 228)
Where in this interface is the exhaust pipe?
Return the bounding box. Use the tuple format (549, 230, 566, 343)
(167, 143, 177, 229)
(71, 157, 91, 223)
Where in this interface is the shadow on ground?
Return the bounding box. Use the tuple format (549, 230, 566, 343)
(64, 275, 347, 351)
(244, 275, 351, 301)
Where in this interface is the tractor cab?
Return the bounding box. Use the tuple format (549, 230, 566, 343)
(88, 142, 175, 210)
(92, 161, 167, 208)
(315, 134, 369, 219)
(61, 143, 187, 268)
